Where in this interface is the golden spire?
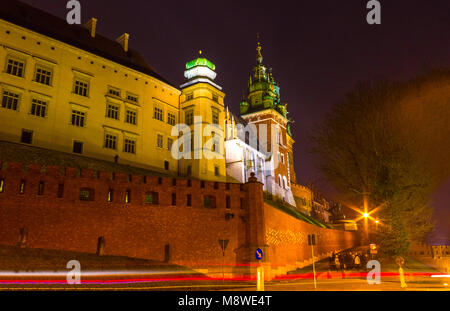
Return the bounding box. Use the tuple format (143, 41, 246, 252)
(256, 33, 263, 64)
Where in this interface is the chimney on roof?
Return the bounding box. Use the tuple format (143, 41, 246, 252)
(116, 33, 130, 52)
(84, 17, 97, 38)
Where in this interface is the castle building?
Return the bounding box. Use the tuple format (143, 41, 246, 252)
(0, 0, 295, 205)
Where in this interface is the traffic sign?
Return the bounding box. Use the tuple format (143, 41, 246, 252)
(255, 248, 263, 260)
(219, 239, 229, 255)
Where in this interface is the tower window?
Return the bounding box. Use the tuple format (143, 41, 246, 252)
(30, 99, 47, 117)
(125, 189, 131, 203)
(71, 110, 86, 127)
(104, 133, 117, 150)
(164, 161, 169, 170)
(212, 109, 219, 124)
(214, 166, 219, 176)
(106, 103, 120, 120)
(0, 179, 4, 193)
(35, 66, 52, 85)
(108, 87, 121, 97)
(167, 113, 176, 126)
(187, 165, 192, 176)
(226, 195, 231, 209)
(73, 141, 83, 154)
(21, 129, 33, 144)
(6, 57, 25, 77)
(2, 91, 20, 111)
(154, 107, 163, 121)
(107, 188, 113, 202)
(124, 138, 136, 154)
(157, 134, 163, 148)
(204, 195, 216, 209)
(73, 79, 89, 97)
(185, 110, 194, 125)
(126, 109, 137, 125)
(19, 180, 26, 194)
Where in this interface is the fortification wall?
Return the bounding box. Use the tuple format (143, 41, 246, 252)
(0, 162, 245, 270)
(0, 161, 359, 277)
(264, 203, 358, 274)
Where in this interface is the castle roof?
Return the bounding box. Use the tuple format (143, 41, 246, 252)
(0, 0, 176, 88)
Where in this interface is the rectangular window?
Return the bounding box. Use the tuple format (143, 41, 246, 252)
(226, 195, 231, 209)
(106, 103, 120, 120)
(215, 166, 219, 176)
(164, 161, 169, 170)
(107, 188, 113, 202)
(104, 133, 117, 150)
(124, 138, 136, 154)
(212, 94, 218, 103)
(108, 87, 121, 97)
(127, 93, 138, 103)
(125, 189, 131, 203)
(126, 109, 137, 125)
(187, 194, 192, 207)
(212, 110, 219, 124)
(38, 182, 44, 196)
(157, 134, 163, 148)
(186, 93, 193, 101)
(19, 180, 26, 194)
(185, 110, 194, 125)
(57, 183, 64, 198)
(145, 192, 159, 205)
(35, 66, 52, 85)
(73, 141, 83, 154)
(0, 179, 4, 193)
(79, 188, 94, 201)
(30, 98, 47, 117)
(71, 110, 86, 127)
(167, 138, 173, 151)
(6, 57, 25, 77)
(167, 113, 176, 126)
(21, 129, 33, 144)
(74, 79, 89, 97)
(154, 107, 163, 121)
(2, 91, 19, 111)
(171, 193, 176, 206)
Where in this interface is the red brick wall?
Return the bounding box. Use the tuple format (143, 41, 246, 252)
(0, 161, 358, 274)
(264, 203, 358, 267)
(0, 162, 245, 268)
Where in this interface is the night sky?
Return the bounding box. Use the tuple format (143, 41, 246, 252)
(18, 0, 450, 242)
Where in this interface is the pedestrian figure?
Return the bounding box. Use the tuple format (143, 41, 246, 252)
(334, 255, 340, 272)
(354, 254, 361, 270)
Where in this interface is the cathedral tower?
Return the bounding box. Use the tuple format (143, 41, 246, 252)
(239, 40, 296, 204)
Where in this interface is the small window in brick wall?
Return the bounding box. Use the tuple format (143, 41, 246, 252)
(226, 183, 230, 190)
(107, 188, 114, 202)
(19, 180, 26, 194)
(57, 183, 64, 198)
(214, 182, 219, 189)
(0, 179, 4, 193)
(125, 189, 131, 203)
(38, 182, 44, 195)
(79, 188, 94, 201)
(158, 177, 163, 185)
(240, 198, 245, 209)
(145, 191, 159, 205)
(187, 180, 192, 187)
(226, 195, 231, 209)
(201, 181, 205, 188)
(187, 194, 192, 207)
(171, 193, 176, 206)
(172, 178, 176, 186)
(204, 195, 216, 209)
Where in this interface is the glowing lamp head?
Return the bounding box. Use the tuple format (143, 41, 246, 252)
(363, 212, 369, 218)
(375, 220, 379, 224)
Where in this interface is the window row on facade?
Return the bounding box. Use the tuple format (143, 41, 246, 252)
(0, 178, 243, 209)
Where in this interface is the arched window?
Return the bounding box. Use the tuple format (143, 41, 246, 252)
(245, 131, 250, 145)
